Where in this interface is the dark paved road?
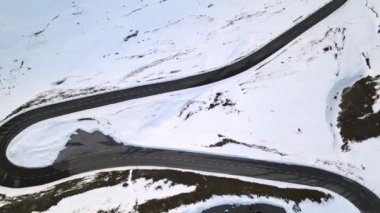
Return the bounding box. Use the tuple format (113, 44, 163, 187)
(202, 204, 286, 213)
(1, 0, 379, 212)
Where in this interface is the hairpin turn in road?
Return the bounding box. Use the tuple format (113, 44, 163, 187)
(1, 0, 379, 212)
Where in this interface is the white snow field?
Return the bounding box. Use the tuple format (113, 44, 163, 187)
(1, 0, 380, 211)
(0, 0, 329, 121)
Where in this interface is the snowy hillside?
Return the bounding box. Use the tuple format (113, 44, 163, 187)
(1, 0, 380, 212)
(0, 0, 329, 121)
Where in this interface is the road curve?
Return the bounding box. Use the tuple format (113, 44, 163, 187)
(1, 0, 379, 212)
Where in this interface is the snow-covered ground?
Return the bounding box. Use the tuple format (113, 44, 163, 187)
(1, 0, 380, 211)
(0, 0, 329, 121)
(0, 167, 359, 213)
(42, 170, 195, 213)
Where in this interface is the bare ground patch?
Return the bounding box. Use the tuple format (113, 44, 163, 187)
(133, 170, 331, 213)
(0, 169, 331, 213)
(206, 137, 287, 157)
(337, 75, 380, 151)
(179, 92, 240, 120)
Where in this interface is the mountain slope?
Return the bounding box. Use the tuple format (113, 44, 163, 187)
(1, 0, 379, 212)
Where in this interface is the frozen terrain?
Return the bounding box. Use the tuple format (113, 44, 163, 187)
(1, 0, 380, 211)
(0, 168, 359, 213)
(0, 0, 329, 121)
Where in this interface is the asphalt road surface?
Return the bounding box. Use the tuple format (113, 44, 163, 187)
(1, 0, 379, 212)
(202, 204, 286, 213)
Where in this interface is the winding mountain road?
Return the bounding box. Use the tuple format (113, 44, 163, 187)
(1, 0, 379, 212)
